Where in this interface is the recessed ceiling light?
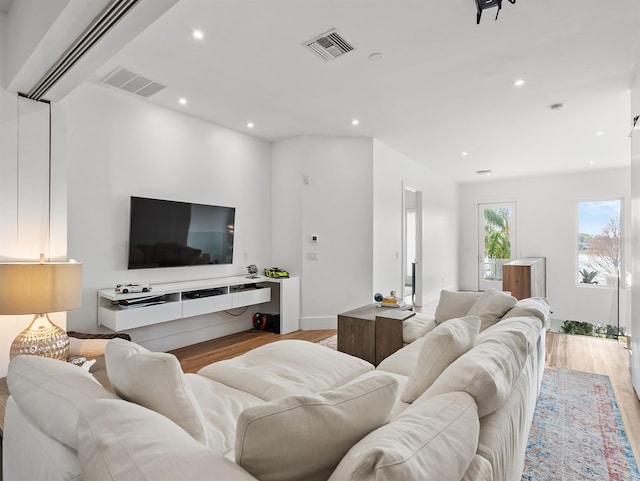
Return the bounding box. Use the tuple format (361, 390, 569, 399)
(192, 30, 204, 40)
(476, 170, 492, 176)
(368, 53, 383, 62)
(513, 79, 526, 87)
(589, 161, 595, 165)
(596, 131, 605, 136)
(352, 119, 360, 126)
(178, 98, 187, 105)
(247, 122, 254, 129)
(550, 103, 564, 111)
(462, 151, 468, 156)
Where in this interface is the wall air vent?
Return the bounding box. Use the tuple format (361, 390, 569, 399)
(101, 67, 166, 97)
(304, 29, 354, 62)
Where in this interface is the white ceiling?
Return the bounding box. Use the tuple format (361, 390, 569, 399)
(86, 0, 640, 183)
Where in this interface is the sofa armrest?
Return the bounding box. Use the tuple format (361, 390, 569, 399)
(67, 331, 131, 360)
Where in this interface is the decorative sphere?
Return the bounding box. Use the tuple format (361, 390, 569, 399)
(374, 292, 383, 302)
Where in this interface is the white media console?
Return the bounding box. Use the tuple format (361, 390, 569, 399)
(97, 276, 300, 335)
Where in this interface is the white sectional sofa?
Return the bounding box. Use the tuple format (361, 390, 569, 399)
(2, 289, 550, 481)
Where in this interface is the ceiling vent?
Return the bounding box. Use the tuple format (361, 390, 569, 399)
(101, 67, 166, 97)
(304, 29, 354, 62)
(26, 0, 140, 100)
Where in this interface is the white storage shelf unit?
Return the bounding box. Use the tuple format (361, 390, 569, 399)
(98, 276, 277, 332)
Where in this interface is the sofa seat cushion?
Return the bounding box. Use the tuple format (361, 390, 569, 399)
(402, 316, 481, 403)
(467, 288, 517, 331)
(7, 355, 119, 450)
(419, 328, 528, 417)
(402, 313, 437, 344)
(328, 391, 479, 481)
(198, 340, 373, 401)
(376, 336, 425, 376)
(235, 374, 398, 481)
(461, 455, 493, 481)
(185, 374, 264, 454)
(434, 290, 482, 324)
(105, 338, 209, 445)
(78, 399, 258, 481)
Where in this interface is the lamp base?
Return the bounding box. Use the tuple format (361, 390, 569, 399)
(10, 314, 70, 361)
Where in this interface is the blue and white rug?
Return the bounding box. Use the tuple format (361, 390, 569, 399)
(522, 367, 640, 481)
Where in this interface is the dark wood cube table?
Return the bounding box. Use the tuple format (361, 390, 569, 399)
(337, 303, 415, 365)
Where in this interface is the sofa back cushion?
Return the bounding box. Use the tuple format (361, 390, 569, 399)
(78, 399, 258, 481)
(467, 288, 517, 331)
(401, 316, 480, 403)
(419, 329, 528, 417)
(105, 338, 208, 445)
(328, 391, 479, 481)
(235, 374, 398, 481)
(502, 297, 550, 323)
(7, 355, 118, 450)
(434, 290, 482, 324)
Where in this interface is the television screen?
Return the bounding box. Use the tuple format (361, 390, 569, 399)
(128, 197, 235, 269)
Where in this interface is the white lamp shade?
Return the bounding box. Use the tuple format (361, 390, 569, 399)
(0, 262, 83, 315)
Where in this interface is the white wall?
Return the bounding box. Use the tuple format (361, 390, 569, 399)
(0, 89, 69, 376)
(630, 71, 640, 396)
(372, 140, 459, 308)
(271, 136, 374, 328)
(459, 168, 631, 327)
(61, 82, 272, 351)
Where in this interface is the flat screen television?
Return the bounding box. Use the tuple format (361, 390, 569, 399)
(127, 196, 235, 269)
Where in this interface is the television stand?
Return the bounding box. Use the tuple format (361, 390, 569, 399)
(97, 276, 299, 334)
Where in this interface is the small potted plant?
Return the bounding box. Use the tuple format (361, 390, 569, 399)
(579, 268, 598, 284)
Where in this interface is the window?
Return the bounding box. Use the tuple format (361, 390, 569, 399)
(577, 199, 621, 287)
(478, 202, 516, 291)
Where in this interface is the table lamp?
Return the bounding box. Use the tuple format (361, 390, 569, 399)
(0, 258, 83, 361)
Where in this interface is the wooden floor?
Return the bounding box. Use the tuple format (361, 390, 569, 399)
(545, 331, 640, 461)
(172, 328, 640, 463)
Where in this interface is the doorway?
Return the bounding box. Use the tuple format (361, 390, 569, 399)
(403, 185, 422, 306)
(478, 202, 516, 291)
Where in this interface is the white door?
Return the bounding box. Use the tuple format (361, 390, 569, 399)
(478, 202, 516, 291)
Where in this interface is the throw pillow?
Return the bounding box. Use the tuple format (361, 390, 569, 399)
(434, 290, 482, 324)
(419, 329, 528, 417)
(78, 399, 258, 481)
(401, 316, 480, 403)
(235, 374, 398, 481)
(467, 288, 517, 331)
(327, 391, 479, 481)
(7, 355, 118, 450)
(105, 338, 208, 445)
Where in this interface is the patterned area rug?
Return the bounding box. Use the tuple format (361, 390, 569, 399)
(316, 335, 337, 350)
(523, 367, 640, 481)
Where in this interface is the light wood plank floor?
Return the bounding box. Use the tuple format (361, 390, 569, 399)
(545, 331, 640, 461)
(172, 329, 640, 463)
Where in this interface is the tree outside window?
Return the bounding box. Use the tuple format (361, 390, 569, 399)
(577, 200, 621, 286)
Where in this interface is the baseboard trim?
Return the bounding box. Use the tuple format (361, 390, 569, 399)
(299, 316, 337, 330)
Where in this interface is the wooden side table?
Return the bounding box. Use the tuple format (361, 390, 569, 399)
(337, 303, 414, 365)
